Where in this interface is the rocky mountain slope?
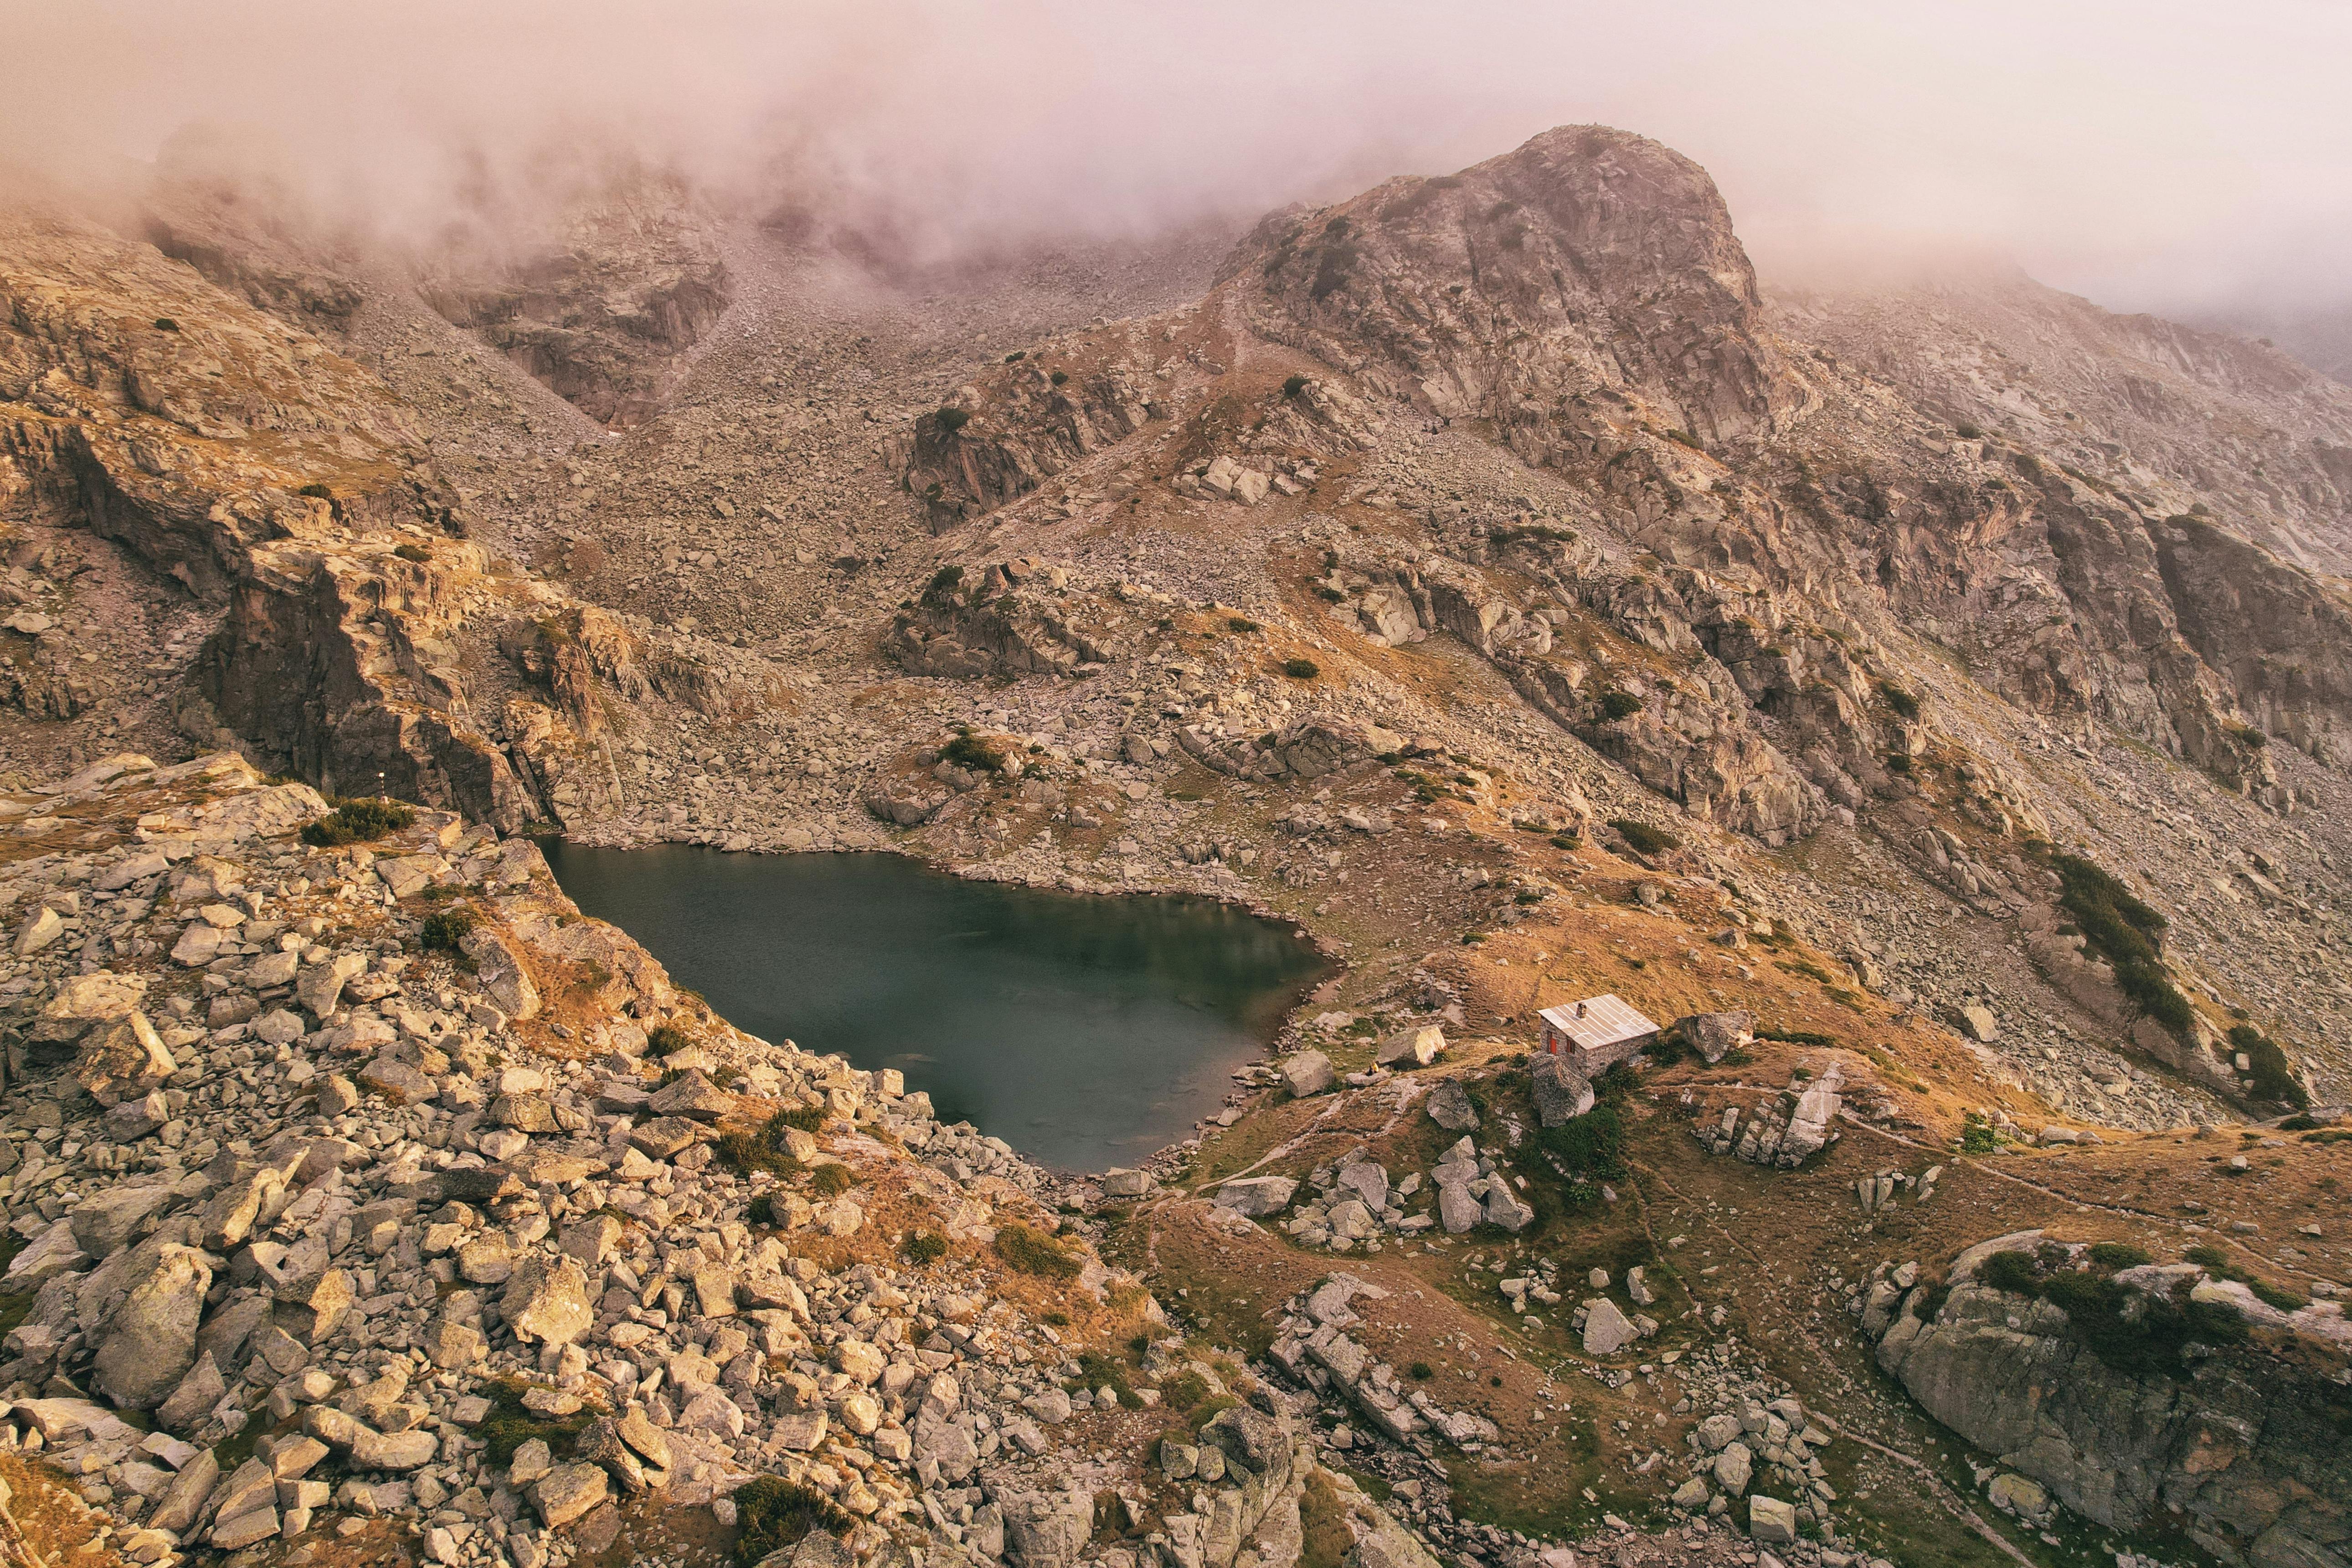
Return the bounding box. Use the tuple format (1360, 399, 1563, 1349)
(1, 120, 2349, 1568)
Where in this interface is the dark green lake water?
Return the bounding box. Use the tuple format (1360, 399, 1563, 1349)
(541, 845, 1329, 1171)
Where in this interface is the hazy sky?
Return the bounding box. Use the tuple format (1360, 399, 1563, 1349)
(4, 0, 2345, 316)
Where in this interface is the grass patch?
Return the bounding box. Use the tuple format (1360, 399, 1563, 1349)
(717, 1106, 817, 1178)
(996, 1222, 1085, 1280)
(301, 798, 415, 848)
(1283, 658, 1320, 680)
(475, 1377, 597, 1467)
(1609, 818, 1678, 855)
(645, 1024, 690, 1057)
(1596, 689, 1643, 721)
(732, 1477, 851, 1568)
(902, 1231, 947, 1266)
(809, 1163, 856, 1198)
(941, 730, 1009, 774)
(1298, 1470, 1353, 1568)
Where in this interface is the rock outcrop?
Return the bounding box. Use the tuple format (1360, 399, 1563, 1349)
(1864, 1241, 2352, 1568)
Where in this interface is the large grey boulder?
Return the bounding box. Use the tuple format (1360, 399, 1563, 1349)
(92, 1244, 211, 1409)
(501, 1254, 592, 1346)
(1713, 1441, 1753, 1495)
(1678, 1011, 1753, 1063)
(1747, 1495, 1796, 1543)
(1581, 1297, 1639, 1355)
(1484, 1182, 1535, 1232)
(1436, 1182, 1482, 1234)
(1529, 1054, 1595, 1127)
(1213, 1176, 1297, 1217)
(1281, 1050, 1335, 1097)
(1425, 1079, 1479, 1132)
(460, 927, 540, 1020)
(155, 1350, 227, 1433)
(529, 1463, 608, 1527)
(999, 1485, 1094, 1568)
(1375, 1025, 1446, 1067)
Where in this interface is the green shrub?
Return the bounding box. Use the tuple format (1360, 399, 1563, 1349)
(1283, 658, 1319, 679)
(1878, 680, 1921, 720)
(2034, 1269, 2247, 1375)
(419, 909, 474, 951)
(1978, 1250, 2042, 1295)
(395, 543, 431, 563)
(809, 1162, 856, 1198)
(1610, 818, 1679, 856)
(902, 1231, 947, 1265)
(2228, 1024, 2309, 1109)
(1596, 689, 1643, 720)
(2043, 851, 2197, 1039)
(721, 1101, 827, 1179)
(1004, 351, 1025, 363)
(1952, 422, 1982, 440)
(646, 1025, 690, 1057)
(1228, 617, 1261, 633)
(746, 1193, 778, 1226)
(934, 407, 971, 436)
(301, 797, 415, 847)
(298, 482, 335, 500)
(153, 317, 179, 332)
(941, 731, 1008, 773)
(2249, 1278, 2309, 1313)
(1407, 1362, 1433, 1381)
(2087, 1242, 2150, 1271)
(1532, 1102, 1625, 1205)
(1282, 375, 1309, 397)
(732, 1477, 852, 1568)
(1050, 370, 1068, 386)
(995, 1222, 1083, 1279)
(1958, 1113, 2000, 1154)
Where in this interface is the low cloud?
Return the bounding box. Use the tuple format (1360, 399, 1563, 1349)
(4, 0, 2345, 316)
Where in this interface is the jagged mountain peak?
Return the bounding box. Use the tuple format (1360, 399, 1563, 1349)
(1226, 123, 1800, 448)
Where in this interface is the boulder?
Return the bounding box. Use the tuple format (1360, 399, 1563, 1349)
(92, 1244, 211, 1409)
(530, 1464, 609, 1527)
(1957, 1003, 2000, 1044)
(1484, 1183, 1535, 1232)
(1678, 1011, 1753, 1063)
(1436, 1182, 1482, 1234)
(73, 1013, 176, 1108)
(459, 928, 540, 1020)
(1101, 1168, 1156, 1198)
(70, 1183, 178, 1256)
(501, 1255, 592, 1347)
(1746, 1496, 1796, 1544)
(4, 1220, 89, 1289)
(1213, 1176, 1297, 1217)
(1375, 1025, 1446, 1067)
(1281, 1050, 1335, 1097)
(1713, 1441, 1753, 1495)
(155, 1350, 227, 1433)
(296, 953, 368, 1018)
(1581, 1298, 1640, 1355)
(1529, 1054, 1594, 1127)
(1425, 1079, 1479, 1132)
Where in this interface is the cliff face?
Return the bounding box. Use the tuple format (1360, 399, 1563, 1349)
(418, 185, 733, 429)
(1868, 1263, 2351, 1568)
